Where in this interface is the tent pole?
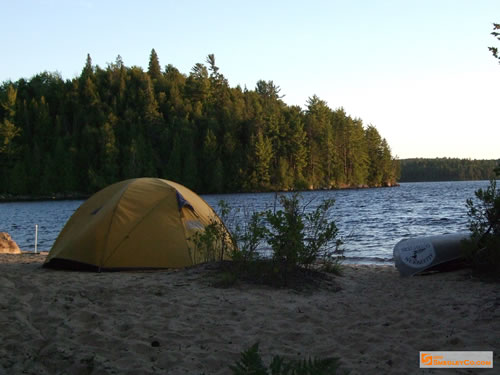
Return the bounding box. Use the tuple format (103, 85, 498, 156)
(35, 224, 38, 254)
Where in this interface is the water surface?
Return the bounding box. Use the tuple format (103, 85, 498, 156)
(0, 181, 490, 264)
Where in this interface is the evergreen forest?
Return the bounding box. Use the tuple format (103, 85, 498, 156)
(399, 158, 499, 182)
(0, 50, 398, 197)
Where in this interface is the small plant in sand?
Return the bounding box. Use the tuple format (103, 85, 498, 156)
(226, 210, 267, 268)
(192, 195, 343, 287)
(264, 194, 342, 284)
(190, 200, 236, 263)
(230, 342, 347, 375)
(211, 206, 268, 287)
(214, 193, 343, 287)
(464, 168, 500, 273)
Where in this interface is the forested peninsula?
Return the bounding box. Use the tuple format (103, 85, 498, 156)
(399, 158, 499, 182)
(0, 50, 398, 197)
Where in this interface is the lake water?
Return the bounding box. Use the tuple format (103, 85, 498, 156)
(0, 181, 492, 264)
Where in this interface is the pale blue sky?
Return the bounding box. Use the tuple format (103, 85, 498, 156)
(2, 0, 499, 159)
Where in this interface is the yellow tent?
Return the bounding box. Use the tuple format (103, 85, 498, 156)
(44, 178, 232, 270)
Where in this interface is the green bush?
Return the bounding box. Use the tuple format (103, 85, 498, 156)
(264, 194, 341, 284)
(190, 200, 236, 263)
(464, 170, 500, 273)
(195, 195, 343, 287)
(230, 343, 347, 375)
(232, 210, 267, 263)
(265, 194, 306, 276)
(234, 194, 342, 287)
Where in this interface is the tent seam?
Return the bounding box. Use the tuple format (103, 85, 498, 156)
(99, 180, 135, 269)
(100, 185, 176, 266)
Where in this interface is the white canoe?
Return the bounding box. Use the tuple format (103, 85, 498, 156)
(393, 232, 470, 277)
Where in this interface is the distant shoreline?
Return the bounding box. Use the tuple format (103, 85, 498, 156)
(0, 184, 400, 203)
(399, 158, 499, 182)
(0, 192, 90, 203)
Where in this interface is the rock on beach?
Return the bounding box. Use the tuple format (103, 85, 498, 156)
(0, 232, 21, 254)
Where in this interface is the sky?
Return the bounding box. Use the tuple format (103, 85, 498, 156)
(1, 0, 499, 159)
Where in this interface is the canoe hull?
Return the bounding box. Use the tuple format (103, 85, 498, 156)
(393, 232, 470, 277)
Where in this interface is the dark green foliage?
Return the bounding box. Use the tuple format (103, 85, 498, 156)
(489, 23, 500, 62)
(213, 195, 342, 288)
(0, 52, 398, 197)
(148, 49, 162, 80)
(230, 343, 267, 375)
(264, 194, 341, 285)
(464, 169, 500, 273)
(189, 220, 229, 264)
(400, 158, 499, 182)
(231, 211, 267, 264)
(190, 200, 236, 264)
(302, 199, 342, 266)
(230, 343, 346, 375)
(266, 194, 306, 275)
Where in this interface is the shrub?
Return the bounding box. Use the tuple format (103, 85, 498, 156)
(196, 195, 343, 287)
(231, 210, 267, 263)
(265, 194, 306, 276)
(264, 194, 342, 284)
(190, 200, 236, 263)
(301, 198, 343, 268)
(464, 170, 500, 273)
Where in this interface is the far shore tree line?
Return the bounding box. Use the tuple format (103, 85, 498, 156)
(399, 158, 499, 182)
(0, 50, 398, 197)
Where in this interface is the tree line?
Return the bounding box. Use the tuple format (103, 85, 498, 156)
(399, 158, 499, 182)
(0, 50, 398, 197)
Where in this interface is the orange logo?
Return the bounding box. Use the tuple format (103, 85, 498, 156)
(420, 351, 492, 368)
(421, 353, 433, 366)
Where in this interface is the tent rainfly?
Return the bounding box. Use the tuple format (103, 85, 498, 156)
(44, 178, 232, 271)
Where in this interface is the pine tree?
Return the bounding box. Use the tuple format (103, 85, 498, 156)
(81, 53, 94, 79)
(365, 125, 384, 186)
(276, 157, 293, 190)
(53, 137, 76, 192)
(7, 160, 27, 194)
(0, 85, 20, 158)
(305, 95, 331, 188)
(100, 113, 119, 184)
(166, 133, 182, 182)
(148, 48, 162, 80)
(202, 128, 218, 191)
(182, 138, 198, 189)
(348, 118, 368, 185)
(253, 130, 273, 189)
(211, 158, 224, 193)
(285, 107, 308, 187)
(380, 139, 396, 186)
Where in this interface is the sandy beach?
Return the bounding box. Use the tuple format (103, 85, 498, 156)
(0, 253, 498, 374)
